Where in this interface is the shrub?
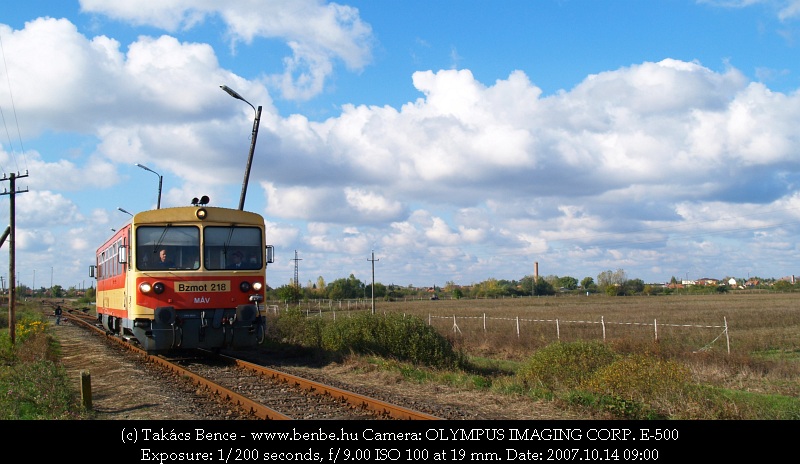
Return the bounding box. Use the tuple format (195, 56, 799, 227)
(516, 341, 617, 392)
(270, 308, 327, 348)
(321, 312, 464, 369)
(582, 354, 693, 419)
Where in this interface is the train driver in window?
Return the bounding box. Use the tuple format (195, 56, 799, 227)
(227, 250, 244, 269)
(184, 251, 200, 270)
(158, 248, 175, 268)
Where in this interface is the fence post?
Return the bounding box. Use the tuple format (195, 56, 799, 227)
(654, 318, 658, 342)
(80, 371, 92, 410)
(483, 313, 486, 332)
(516, 316, 520, 338)
(601, 316, 606, 341)
(452, 315, 461, 334)
(724, 317, 730, 354)
(556, 318, 560, 340)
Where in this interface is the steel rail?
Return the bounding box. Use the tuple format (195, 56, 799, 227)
(220, 353, 442, 420)
(63, 312, 291, 419)
(61, 311, 440, 420)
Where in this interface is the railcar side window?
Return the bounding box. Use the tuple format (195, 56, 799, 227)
(204, 226, 263, 270)
(136, 226, 201, 270)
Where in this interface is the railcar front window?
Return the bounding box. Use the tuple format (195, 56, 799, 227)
(136, 226, 201, 270)
(204, 226, 263, 270)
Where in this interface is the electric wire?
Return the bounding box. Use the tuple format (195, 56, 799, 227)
(0, 29, 26, 175)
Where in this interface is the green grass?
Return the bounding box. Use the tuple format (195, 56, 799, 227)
(0, 304, 90, 420)
(4, 293, 800, 420)
(753, 348, 800, 362)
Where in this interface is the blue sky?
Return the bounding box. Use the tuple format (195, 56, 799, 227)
(1, 0, 800, 290)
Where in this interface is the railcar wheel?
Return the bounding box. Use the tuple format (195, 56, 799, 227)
(256, 322, 266, 344)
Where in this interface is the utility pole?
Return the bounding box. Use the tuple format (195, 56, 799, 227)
(1, 171, 29, 345)
(292, 250, 302, 288)
(368, 250, 379, 314)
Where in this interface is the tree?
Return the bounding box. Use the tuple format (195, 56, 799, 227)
(326, 274, 364, 299)
(596, 270, 614, 289)
(366, 282, 387, 298)
(276, 284, 302, 302)
(557, 276, 578, 290)
(533, 277, 555, 296)
(625, 278, 645, 295)
(470, 278, 507, 298)
(520, 275, 536, 295)
(772, 280, 793, 292)
(597, 269, 628, 295)
(51, 284, 64, 298)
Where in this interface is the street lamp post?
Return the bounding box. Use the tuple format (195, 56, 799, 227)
(118, 207, 134, 217)
(135, 163, 163, 209)
(220, 85, 262, 211)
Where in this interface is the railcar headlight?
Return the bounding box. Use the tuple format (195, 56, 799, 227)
(153, 282, 166, 294)
(139, 282, 152, 293)
(252, 282, 263, 291)
(239, 281, 251, 292)
(196, 208, 207, 220)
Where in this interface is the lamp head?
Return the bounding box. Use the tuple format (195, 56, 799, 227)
(220, 85, 244, 101)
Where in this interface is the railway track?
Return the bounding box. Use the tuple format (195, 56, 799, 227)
(60, 308, 441, 420)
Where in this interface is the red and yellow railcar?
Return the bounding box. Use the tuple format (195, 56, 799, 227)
(92, 202, 273, 352)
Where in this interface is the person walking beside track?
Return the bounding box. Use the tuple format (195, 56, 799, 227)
(54, 305, 63, 325)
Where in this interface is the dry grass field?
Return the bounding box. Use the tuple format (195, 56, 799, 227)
(299, 292, 799, 354)
(287, 291, 800, 404)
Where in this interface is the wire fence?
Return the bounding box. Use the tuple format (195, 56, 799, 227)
(265, 301, 731, 354)
(427, 313, 731, 354)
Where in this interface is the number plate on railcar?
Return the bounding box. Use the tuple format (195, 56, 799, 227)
(175, 281, 231, 292)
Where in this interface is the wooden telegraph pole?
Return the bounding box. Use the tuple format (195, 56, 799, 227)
(1, 171, 29, 345)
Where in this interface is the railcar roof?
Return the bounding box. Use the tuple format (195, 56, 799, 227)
(133, 206, 264, 224)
